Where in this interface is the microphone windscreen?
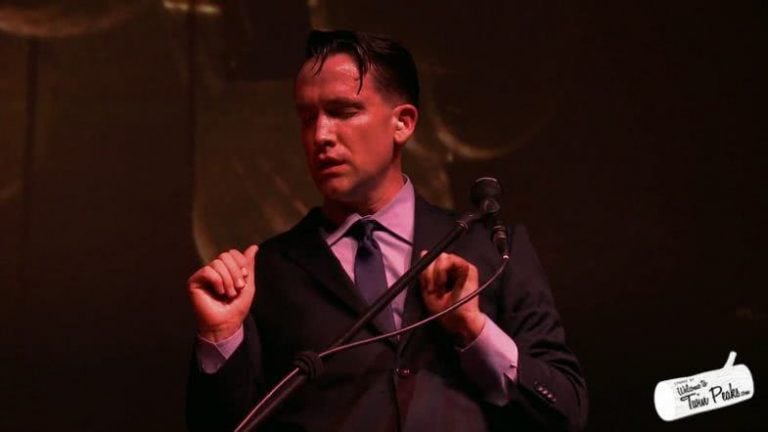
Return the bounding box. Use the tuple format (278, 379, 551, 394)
(470, 177, 502, 213)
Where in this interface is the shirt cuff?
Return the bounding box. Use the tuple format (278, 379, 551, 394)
(195, 326, 244, 374)
(457, 315, 519, 406)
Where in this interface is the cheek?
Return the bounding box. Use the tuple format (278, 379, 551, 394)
(356, 121, 395, 162)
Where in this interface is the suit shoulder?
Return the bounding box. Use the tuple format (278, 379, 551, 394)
(417, 193, 526, 232)
(415, 195, 459, 220)
(258, 208, 322, 255)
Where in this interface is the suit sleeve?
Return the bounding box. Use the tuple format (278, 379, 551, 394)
(186, 314, 264, 431)
(495, 224, 589, 431)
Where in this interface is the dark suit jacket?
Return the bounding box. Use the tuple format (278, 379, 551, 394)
(187, 196, 588, 431)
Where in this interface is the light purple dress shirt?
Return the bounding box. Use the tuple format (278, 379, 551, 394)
(196, 178, 519, 406)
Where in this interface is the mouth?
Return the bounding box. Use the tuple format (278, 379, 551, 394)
(315, 157, 346, 174)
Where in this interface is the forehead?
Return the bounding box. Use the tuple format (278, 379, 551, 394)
(294, 53, 385, 103)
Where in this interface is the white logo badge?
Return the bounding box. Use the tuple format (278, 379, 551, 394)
(654, 351, 754, 421)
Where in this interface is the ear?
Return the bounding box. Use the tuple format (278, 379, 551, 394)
(392, 104, 419, 148)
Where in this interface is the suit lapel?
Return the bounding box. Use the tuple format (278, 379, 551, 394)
(280, 208, 398, 345)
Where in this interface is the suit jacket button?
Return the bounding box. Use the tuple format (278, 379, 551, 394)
(396, 367, 412, 378)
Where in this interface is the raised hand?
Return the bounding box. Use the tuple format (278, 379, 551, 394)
(419, 251, 486, 346)
(187, 245, 258, 342)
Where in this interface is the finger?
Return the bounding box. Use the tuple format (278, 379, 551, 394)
(419, 250, 435, 293)
(464, 261, 479, 291)
(241, 245, 259, 280)
(442, 255, 474, 297)
(212, 259, 236, 298)
(245, 245, 259, 264)
(448, 255, 471, 288)
(228, 249, 251, 278)
(434, 253, 450, 292)
(468, 264, 478, 286)
(419, 269, 433, 294)
(192, 265, 224, 296)
(220, 253, 245, 289)
(228, 249, 248, 269)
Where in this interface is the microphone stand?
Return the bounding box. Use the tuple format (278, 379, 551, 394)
(234, 211, 483, 432)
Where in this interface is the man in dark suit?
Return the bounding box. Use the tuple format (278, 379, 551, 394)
(186, 30, 588, 431)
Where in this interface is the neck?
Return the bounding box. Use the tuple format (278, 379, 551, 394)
(322, 170, 405, 225)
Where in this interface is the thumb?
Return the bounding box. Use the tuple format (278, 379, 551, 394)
(245, 244, 259, 264)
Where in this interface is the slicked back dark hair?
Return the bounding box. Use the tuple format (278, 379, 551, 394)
(304, 29, 420, 108)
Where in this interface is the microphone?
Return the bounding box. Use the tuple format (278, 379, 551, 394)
(470, 177, 509, 259)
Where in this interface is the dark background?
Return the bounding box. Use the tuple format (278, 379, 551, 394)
(0, 1, 765, 430)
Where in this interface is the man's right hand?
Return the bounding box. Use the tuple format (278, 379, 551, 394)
(187, 245, 259, 342)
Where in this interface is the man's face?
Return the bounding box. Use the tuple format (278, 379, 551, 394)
(294, 53, 403, 207)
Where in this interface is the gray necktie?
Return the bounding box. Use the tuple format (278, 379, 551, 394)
(350, 219, 396, 334)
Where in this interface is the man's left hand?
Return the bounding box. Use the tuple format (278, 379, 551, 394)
(419, 252, 486, 346)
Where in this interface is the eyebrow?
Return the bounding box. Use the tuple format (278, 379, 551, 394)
(324, 97, 364, 109)
(295, 97, 365, 113)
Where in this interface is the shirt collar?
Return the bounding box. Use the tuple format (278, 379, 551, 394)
(323, 176, 415, 246)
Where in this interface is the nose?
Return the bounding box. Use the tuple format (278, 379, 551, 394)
(313, 114, 335, 149)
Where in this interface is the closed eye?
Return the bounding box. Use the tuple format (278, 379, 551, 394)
(325, 98, 364, 119)
(327, 107, 359, 119)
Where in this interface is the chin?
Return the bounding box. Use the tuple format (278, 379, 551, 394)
(315, 176, 355, 201)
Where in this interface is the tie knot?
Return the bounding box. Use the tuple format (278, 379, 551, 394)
(348, 218, 379, 242)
